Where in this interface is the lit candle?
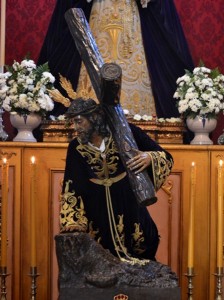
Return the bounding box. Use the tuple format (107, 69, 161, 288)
(188, 162, 196, 268)
(0, 0, 6, 71)
(30, 156, 37, 267)
(1, 157, 9, 267)
(217, 159, 223, 268)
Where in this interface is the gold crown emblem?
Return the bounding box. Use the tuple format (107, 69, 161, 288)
(113, 294, 128, 300)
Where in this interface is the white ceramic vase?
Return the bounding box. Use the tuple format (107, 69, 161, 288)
(186, 116, 217, 145)
(10, 113, 42, 142)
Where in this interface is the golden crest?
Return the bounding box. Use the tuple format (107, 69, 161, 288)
(59, 74, 77, 99)
(48, 89, 71, 107)
(49, 73, 93, 108)
(113, 294, 128, 300)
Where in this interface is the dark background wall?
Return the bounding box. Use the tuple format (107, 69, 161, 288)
(2, 0, 224, 143)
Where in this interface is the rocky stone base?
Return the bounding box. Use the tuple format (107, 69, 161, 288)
(56, 233, 180, 299)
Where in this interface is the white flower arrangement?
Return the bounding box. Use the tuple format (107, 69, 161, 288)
(132, 114, 182, 123)
(0, 58, 55, 117)
(174, 64, 224, 119)
(49, 114, 66, 121)
(157, 117, 182, 123)
(133, 114, 154, 121)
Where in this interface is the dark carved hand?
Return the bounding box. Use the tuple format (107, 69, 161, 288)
(126, 149, 151, 174)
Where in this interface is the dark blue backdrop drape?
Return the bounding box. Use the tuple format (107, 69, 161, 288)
(38, 0, 194, 118)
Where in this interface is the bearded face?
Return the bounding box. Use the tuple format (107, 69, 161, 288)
(73, 115, 95, 144)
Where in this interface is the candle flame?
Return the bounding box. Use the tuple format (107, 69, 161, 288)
(31, 156, 36, 164)
(2, 157, 7, 164)
(219, 160, 223, 167)
(192, 162, 195, 166)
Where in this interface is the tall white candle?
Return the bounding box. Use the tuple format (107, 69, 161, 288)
(30, 156, 37, 267)
(188, 162, 196, 268)
(217, 159, 223, 268)
(0, 0, 6, 71)
(1, 157, 9, 267)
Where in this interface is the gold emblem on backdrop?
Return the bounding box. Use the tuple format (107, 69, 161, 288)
(76, 0, 156, 116)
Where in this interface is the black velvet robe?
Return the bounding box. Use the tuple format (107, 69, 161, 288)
(60, 124, 173, 261)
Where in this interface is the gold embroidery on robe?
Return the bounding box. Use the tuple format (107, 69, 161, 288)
(132, 223, 146, 255)
(60, 180, 88, 232)
(147, 151, 174, 191)
(115, 214, 127, 255)
(88, 221, 101, 243)
(76, 135, 120, 179)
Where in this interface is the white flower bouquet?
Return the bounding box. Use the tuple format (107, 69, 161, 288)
(132, 113, 182, 123)
(0, 58, 55, 117)
(174, 65, 224, 119)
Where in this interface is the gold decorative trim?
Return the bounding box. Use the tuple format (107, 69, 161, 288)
(130, 119, 185, 144)
(0, 151, 16, 160)
(216, 154, 224, 160)
(40, 119, 185, 144)
(161, 179, 174, 266)
(40, 120, 76, 142)
(161, 179, 174, 205)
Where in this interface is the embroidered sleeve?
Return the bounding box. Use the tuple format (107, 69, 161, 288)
(60, 179, 88, 233)
(147, 151, 174, 191)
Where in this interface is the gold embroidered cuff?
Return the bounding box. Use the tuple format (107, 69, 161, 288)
(146, 151, 173, 191)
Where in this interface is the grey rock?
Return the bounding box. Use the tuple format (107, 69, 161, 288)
(55, 233, 178, 290)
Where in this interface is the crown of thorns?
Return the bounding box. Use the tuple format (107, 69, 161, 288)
(65, 97, 99, 118)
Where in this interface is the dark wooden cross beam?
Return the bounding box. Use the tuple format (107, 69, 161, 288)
(65, 8, 157, 206)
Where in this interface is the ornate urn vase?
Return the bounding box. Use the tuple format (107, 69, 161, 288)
(186, 116, 217, 145)
(10, 113, 42, 142)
